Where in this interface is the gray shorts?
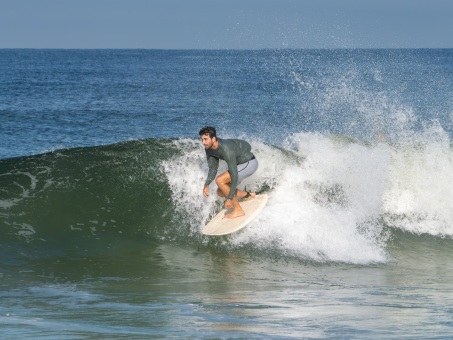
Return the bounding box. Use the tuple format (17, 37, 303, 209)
(237, 157, 258, 184)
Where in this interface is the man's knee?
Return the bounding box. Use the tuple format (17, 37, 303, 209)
(215, 175, 227, 186)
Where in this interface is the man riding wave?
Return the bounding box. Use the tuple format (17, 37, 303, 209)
(199, 126, 258, 219)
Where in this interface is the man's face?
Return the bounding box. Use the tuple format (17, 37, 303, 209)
(201, 134, 215, 149)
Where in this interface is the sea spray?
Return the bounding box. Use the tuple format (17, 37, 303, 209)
(383, 124, 453, 236)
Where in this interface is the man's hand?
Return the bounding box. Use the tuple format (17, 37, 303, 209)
(224, 199, 233, 209)
(203, 185, 210, 197)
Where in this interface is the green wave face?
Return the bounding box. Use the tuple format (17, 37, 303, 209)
(0, 139, 185, 261)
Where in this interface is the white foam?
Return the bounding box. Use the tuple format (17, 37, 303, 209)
(162, 139, 218, 232)
(231, 133, 389, 264)
(0, 170, 44, 210)
(383, 125, 453, 235)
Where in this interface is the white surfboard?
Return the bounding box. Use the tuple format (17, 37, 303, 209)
(202, 194, 268, 235)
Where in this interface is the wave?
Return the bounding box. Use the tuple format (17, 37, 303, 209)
(1, 131, 453, 266)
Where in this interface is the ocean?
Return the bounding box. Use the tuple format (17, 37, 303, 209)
(1, 49, 453, 339)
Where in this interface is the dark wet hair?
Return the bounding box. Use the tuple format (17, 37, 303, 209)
(199, 126, 217, 138)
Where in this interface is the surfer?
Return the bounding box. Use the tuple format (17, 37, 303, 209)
(199, 126, 258, 219)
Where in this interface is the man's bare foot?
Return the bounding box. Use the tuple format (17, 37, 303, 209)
(224, 209, 245, 219)
(239, 191, 256, 202)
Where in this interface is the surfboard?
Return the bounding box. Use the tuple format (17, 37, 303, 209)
(202, 194, 268, 236)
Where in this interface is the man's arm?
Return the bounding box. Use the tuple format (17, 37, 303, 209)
(205, 156, 219, 185)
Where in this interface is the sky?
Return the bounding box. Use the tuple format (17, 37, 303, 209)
(0, 0, 452, 49)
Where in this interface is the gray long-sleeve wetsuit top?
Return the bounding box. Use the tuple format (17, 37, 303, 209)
(204, 138, 254, 200)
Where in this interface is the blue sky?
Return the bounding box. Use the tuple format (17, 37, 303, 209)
(1, 0, 452, 49)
